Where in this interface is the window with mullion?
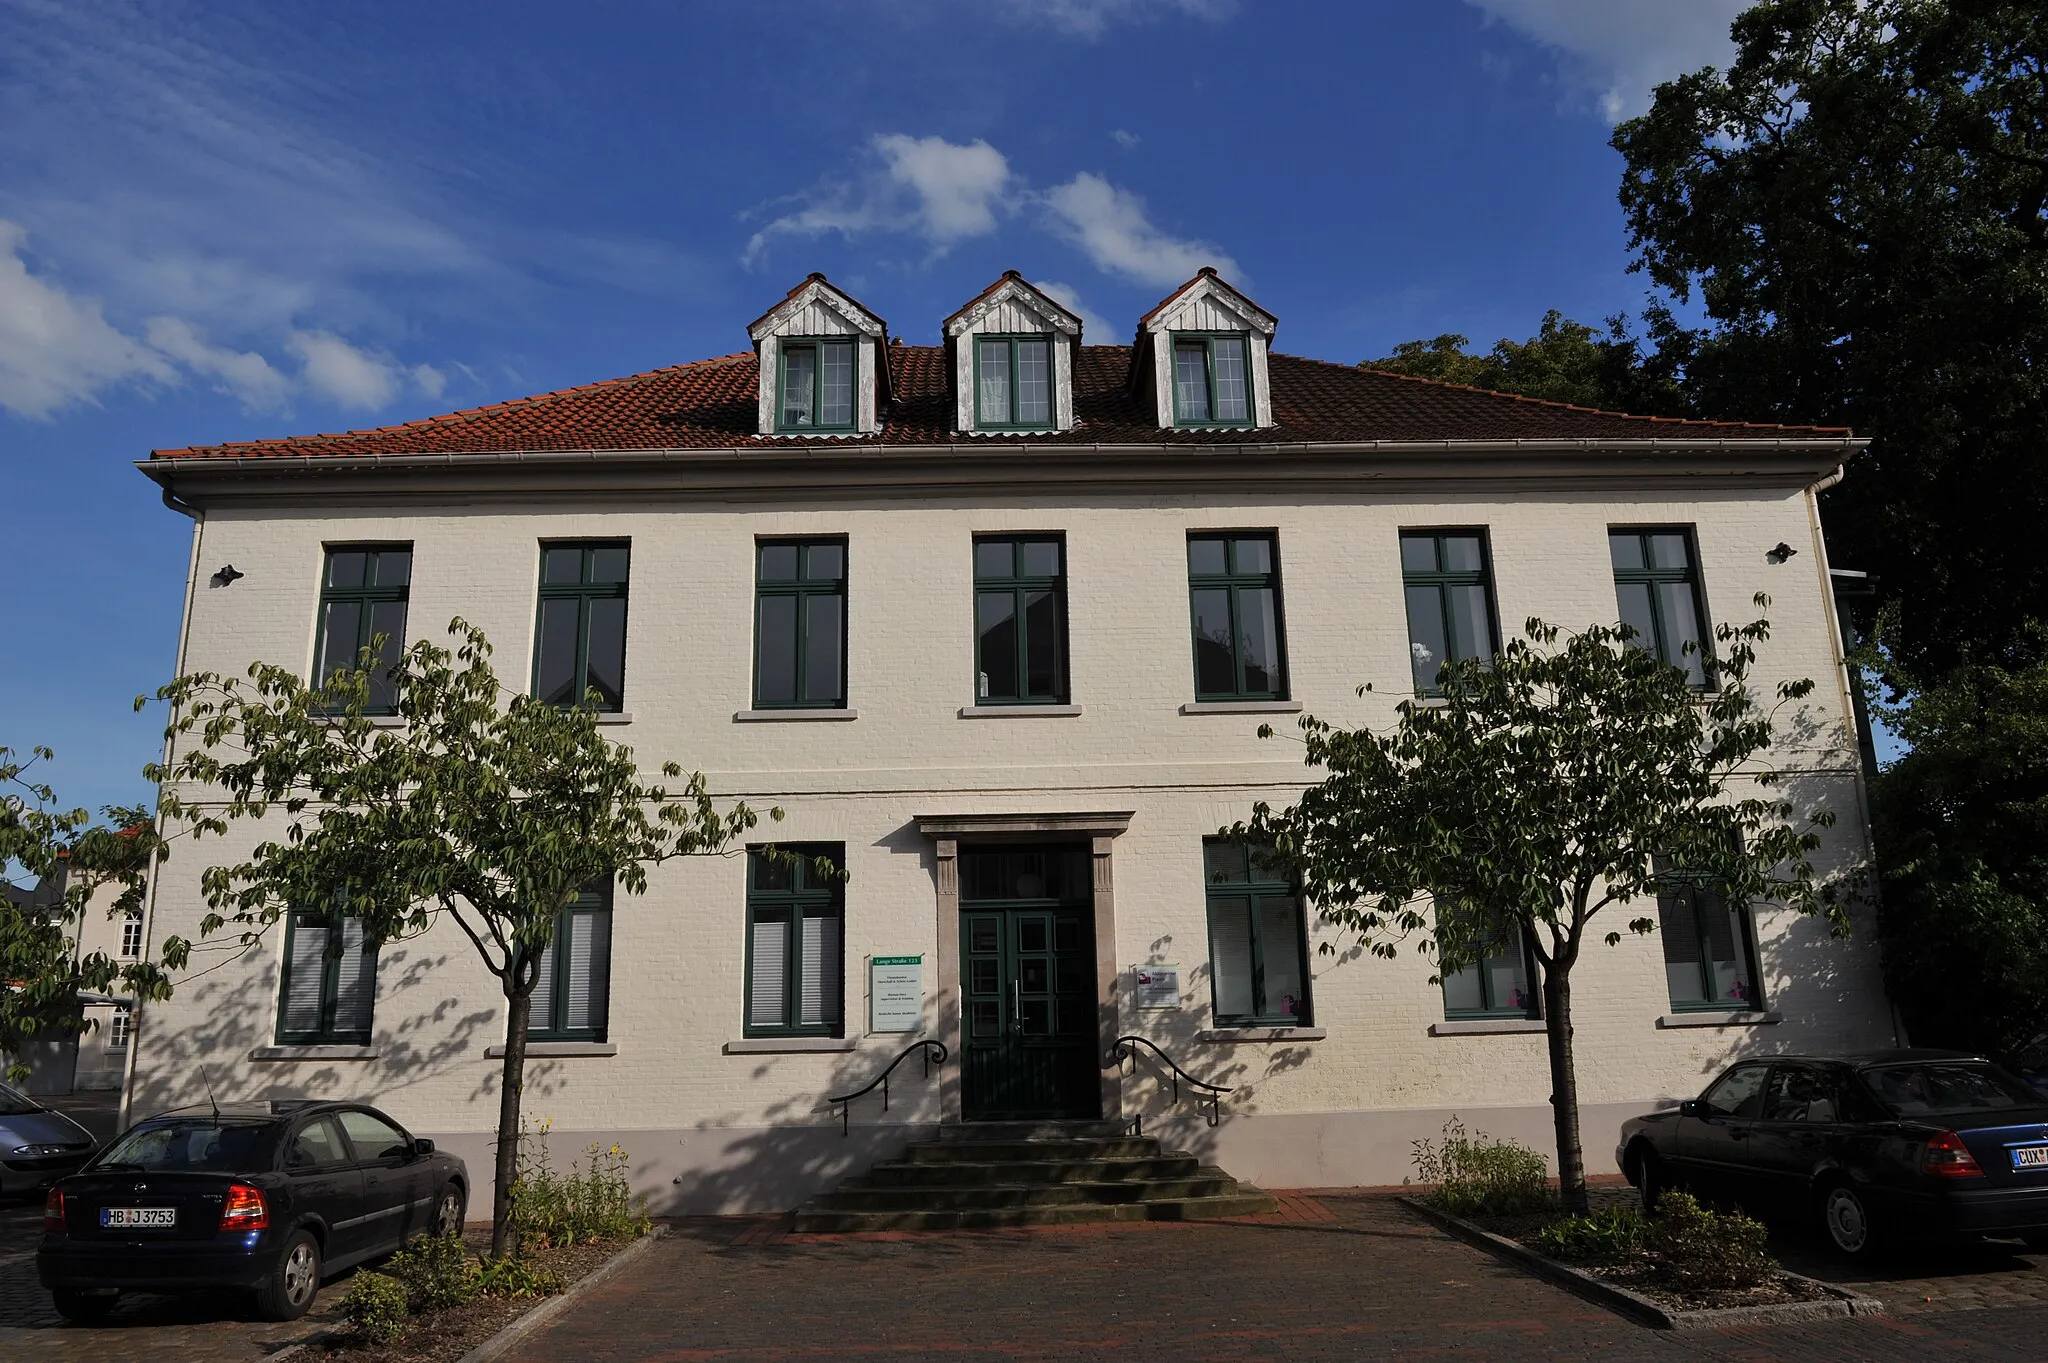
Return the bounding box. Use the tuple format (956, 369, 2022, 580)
(533, 542, 630, 711)
(1438, 907, 1538, 1020)
(1654, 858, 1764, 1012)
(1187, 533, 1287, 700)
(1399, 530, 1499, 695)
(1610, 528, 1712, 688)
(1170, 332, 1252, 427)
(973, 536, 1068, 704)
(744, 845, 845, 1037)
(313, 545, 413, 714)
(973, 335, 1054, 430)
(527, 883, 613, 1042)
(276, 906, 378, 1046)
(778, 339, 856, 432)
(754, 538, 847, 708)
(1203, 839, 1312, 1026)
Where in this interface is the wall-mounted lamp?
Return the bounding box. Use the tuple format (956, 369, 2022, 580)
(1765, 542, 1798, 564)
(209, 564, 245, 588)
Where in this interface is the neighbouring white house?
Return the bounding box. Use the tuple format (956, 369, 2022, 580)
(123, 269, 1895, 1212)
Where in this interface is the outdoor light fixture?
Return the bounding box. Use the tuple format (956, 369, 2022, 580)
(209, 564, 245, 587)
(1765, 542, 1798, 564)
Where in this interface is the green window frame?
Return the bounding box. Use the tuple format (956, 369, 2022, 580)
(1187, 532, 1287, 700)
(1170, 331, 1253, 427)
(527, 882, 613, 1042)
(972, 536, 1068, 705)
(313, 545, 412, 714)
(972, 334, 1055, 430)
(1438, 915, 1539, 1020)
(1655, 859, 1765, 1012)
(1399, 530, 1499, 695)
(777, 338, 857, 432)
(533, 541, 630, 711)
(276, 906, 378, 1046)
(1610, 528, 1713, 688)
(753, 538, 847, 708)
(1203, 839, 1312, 1027)
(744, 845, 845, 1038)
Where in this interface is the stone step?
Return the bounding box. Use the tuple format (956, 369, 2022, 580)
(934, 1121, 1131, 1142)
(812, 1176, 1241, 1211)
(790, 1192, 1280, 1235)
(866, 1156, 1204, 1186)
(902, 1138, 1161, 1164)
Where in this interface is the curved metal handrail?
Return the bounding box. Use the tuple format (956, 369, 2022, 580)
(824, 1038, 948, 1136)
(1106, 1034, 1232, 1133)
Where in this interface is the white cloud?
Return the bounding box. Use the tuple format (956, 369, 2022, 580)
(1111, 129, 1141, 150)
(287, 331, 407, 410)
(745, 135, 1013, 264)
(0, 221, 172, 419)
(1016, 0, 1235, 40)
(1041, 173, 1237, 288)
(142, 316, 290, 411)
(1033, 280, 1120, 345)
(411, 364, 447, 400)
(1464, 0, 1744, 120)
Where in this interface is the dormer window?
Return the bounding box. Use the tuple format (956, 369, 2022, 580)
(975, 336, 1054, 430)
(780, 339, 856, 431)
(1172, 333, 1251, 426)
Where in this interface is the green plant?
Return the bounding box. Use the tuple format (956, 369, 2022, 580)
(1533, 1205, 1650, 1265)
(511, 1120, 652, 1249)
(1645, 1191, 1775, 1290)
(341, 1270, 409, 1344)
(386, 1233, 479, 1313)
(1410, 1117, 1555, 1217)
(474, 1255, 563, 1299)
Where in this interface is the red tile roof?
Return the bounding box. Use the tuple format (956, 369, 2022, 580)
(151, 346, 1850, 461)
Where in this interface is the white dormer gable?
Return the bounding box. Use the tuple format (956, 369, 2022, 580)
(746, 274, 889, 437)
(942, 272, 1082, 434)
(1135, 267, 1276, 430)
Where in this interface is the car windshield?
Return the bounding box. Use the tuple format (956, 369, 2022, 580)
(1862, 1063, 2044, 1117)
(93, 1120, 273, 1172)
(0, 1082, 42, 1117)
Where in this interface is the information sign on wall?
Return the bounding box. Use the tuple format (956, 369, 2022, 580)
(869, 956, 924, 1032)
(1133, 963, 1181, 1010)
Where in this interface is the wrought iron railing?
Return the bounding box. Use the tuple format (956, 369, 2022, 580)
(1105, 1034, 1233, 1135)
(824, 1038, 948, 1136)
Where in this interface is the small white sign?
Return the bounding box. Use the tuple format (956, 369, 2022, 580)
(1133, 963, 1181, 1010)
(869, 956, 924, 1032)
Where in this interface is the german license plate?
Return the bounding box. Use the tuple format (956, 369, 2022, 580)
(100, 1207, 176, 1228)
(2011, 1146, 2048, 1170)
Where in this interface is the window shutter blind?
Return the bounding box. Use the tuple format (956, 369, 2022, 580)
(284, 917, 329, 1035)
(565, 909, 611, 1033)
(332, 917, 376, 1035)
(1209, 897, 1255, 1018)
(798, 911, 841, 1028)
(528, 938, 556, 1032)
(750, 914, 789, 1027)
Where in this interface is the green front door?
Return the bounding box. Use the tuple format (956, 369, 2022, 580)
(959, 849, 1099, 1121)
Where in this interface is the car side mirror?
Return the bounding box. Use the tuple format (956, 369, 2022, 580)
(413, 1138, 435, 1156)
(1678, 1099, 1707, 1118)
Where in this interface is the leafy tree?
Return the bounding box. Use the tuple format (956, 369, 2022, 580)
(1, 748, 171, 1081)
(1613, 0, 2048, 680)
(149, 621, 775, 1258)
(1364, 308, 1691, 417)
(1228, 603, 1846, 1211)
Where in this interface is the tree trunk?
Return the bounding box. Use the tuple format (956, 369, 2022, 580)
(1542, 960, 1588, 1214)
(489, 983, 532, 1260)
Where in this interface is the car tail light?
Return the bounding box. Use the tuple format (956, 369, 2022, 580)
(219, 1183, 269, 1231)
(1924, 1130, 1984, 1178)
(43, 1188, 65, 1235)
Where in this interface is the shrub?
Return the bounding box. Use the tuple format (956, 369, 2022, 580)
(1532, 1204, 1649, 1265)
(1411, 1117, 1554, 1217)
(342, 1271, 410, 1344)
(511, 1120, 652, 1248)
(386, 1233, 479, 1313)
(1645, 1191, 1775, 1290)
(475, 1254, 564, 1298)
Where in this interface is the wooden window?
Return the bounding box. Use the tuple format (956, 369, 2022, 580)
(1439, 913, 1538, 1020)
(313, 545, 411, 714)
(744, 846, 845, 1037)
(1655, 860, 1764, 1012)
(1399, 530, 1499, 694)
(778, 339, 856, 432)
(107, 1006, 131, 1051)
(1171, 332, 1252, 426)
(1187, 533, 1287, 700)
(1610, 528, 1712, 687)
(533, 542, 630, 711)
(753, 538, 847, 708)
(276, 907, 377, 1045)
(528, 883, 613, 1042)
(1203, 839, 1311, 1026)
(973, 336, 1055, 430)
(120, 913, 143, 958)
(973, 536, 1068, 704)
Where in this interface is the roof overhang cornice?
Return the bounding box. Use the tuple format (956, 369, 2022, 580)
(140, 437, 1864, 509)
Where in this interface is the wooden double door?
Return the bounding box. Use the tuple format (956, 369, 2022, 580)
(959, 849, 1099, 1121)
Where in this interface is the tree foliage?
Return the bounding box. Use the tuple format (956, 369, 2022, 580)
(1230, 603, 1847, 1211)
(149, 620, 774, 1257)
(1364, 308, 1691, 417)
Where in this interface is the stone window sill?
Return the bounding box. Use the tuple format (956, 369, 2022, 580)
(593, 712, 633, 726)
(1429, 1019, 1547, 1037)
(1657, 1010, 1782, 1029)
(959, 705, 1082, 718)
(250, 1045, 379, 1061)
(1196, 1027, 1326, 1043)
(724, 1036, 858, 1054)
(485, 1042, 617, 1057)
(734, 708, 858, 722)
(1180, 700, 1303, 715)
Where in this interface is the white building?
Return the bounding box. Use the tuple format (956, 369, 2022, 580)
(126, 271, 1893, 1211)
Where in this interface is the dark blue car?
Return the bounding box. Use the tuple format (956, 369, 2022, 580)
(38, 1099, 466, 1322)
(1618, 1049, 2048, 1260)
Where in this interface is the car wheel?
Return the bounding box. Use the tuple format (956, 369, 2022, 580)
(254, 1229, 322, 1321)
(433, 1183, 466, 1238)
(1638, 1148, 1678, 1212)
(51, 1288, 120, 1323)
(1821, 1183, 1880, 1260)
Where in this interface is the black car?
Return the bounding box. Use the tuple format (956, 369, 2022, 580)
(38, 1099, 467, 1322)
(1618, 1049, 2048, 1260)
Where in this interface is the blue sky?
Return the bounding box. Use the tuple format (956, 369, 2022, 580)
(0, 0, 1750, 819)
